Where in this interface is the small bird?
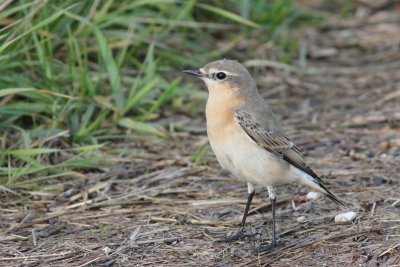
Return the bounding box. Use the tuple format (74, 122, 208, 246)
(184, 59, 344, 249)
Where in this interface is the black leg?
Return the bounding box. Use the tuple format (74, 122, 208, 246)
(270, 195, 277, 248)
(240, 188, 255, 230)
(253, 186, 286, 253)
(215, 184, 256, 243)
(259, 185, 280, 251)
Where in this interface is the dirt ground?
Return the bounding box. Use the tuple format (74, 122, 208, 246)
(1, 3, 400, 267)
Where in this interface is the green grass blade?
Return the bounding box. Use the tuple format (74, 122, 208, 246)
(118, 118, 166, 137)
(0, 5, 76, 53)
(146, 77, 181, 117)
(0, 88, 34, 97)
(196, 3, 259, 28)
(0, 148, 60, 156)
(94, 28, 124, 110)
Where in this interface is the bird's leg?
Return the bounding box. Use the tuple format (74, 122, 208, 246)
(253, 186, 281, 253)
(267, 185, 277, 249)
(254, 186, 287, 254)
(240, 182, 255, 229)
(216, 183, 256, 243)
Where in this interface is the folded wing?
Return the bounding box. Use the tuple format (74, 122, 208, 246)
(235, 110, 344, 206)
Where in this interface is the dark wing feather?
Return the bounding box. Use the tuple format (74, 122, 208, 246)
(235, 111, 344, 206)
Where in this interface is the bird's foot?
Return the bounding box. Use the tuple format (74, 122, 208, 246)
(215, 229, 259, 243)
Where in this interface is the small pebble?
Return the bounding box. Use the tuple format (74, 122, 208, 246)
(334, 211, 357, 224)
(373, 176, 386, 186)
(297, 216, 305, 223)
(307, 191, 321, 200)
(378, 141, 390, 150)
(102, 246, 111, 255)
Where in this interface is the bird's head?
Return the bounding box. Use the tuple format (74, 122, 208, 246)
(183, 59, 256, 95)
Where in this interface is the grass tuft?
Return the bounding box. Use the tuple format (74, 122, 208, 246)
(0, 0, 321, 196)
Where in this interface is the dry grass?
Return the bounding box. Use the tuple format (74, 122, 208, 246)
(1, 3, 400, 267)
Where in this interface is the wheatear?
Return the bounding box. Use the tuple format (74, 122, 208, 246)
(184, 59, 344, 248)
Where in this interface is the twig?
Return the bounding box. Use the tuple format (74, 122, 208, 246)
(379, 242, 400, 257)
(31, 229, 36, 247)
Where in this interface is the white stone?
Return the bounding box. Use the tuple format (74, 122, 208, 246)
(296, 216, 305, 223)
(307, 191, 321, 200)
(334, 211, 357, 224)
(102, 246, 111, 255)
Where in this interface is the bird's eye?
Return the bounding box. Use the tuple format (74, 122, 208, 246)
(215, 72, 226, 80)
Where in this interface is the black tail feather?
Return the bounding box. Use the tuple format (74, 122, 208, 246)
(317, 181, 346, 206)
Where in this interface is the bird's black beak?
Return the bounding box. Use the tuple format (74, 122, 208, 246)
(183, 69, 204, 78)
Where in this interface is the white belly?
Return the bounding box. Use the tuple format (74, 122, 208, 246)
(208, 123, 293, 186)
